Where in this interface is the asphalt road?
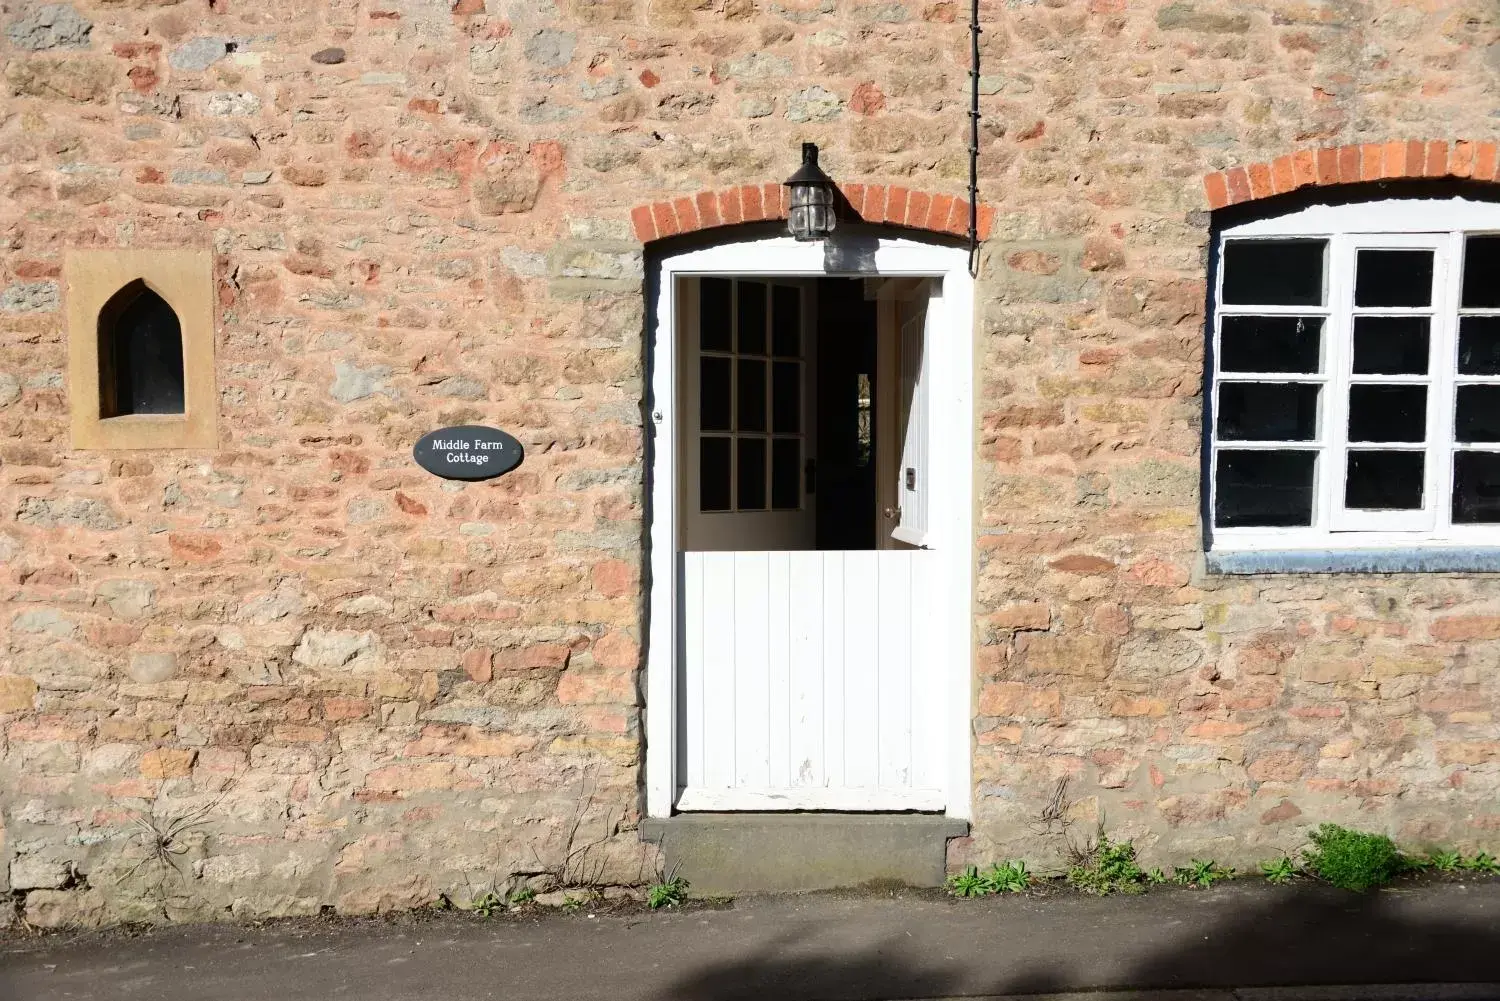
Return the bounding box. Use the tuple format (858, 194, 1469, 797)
(3, 881, 1500, 1001)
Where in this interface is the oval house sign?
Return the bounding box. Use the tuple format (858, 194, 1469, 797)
(413, 425, 524, 481)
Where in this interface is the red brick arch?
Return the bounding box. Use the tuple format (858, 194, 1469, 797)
(1203, 139, 1500, 210)
(629, 183, 995, 243)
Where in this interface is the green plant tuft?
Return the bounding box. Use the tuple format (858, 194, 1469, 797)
(1173, 859, 1236, 888)
(982, 860, 1032, 894)
(1259, 856, 1298, 884)
(1302, 824, 1405, 892)
(508, 886, 537, 905)
(647, 875, 689, 909)
(1066, 836, 1148, 896)
(946, 865, 989, 898)
(1463, 851, 1500, 875)
(469, 890, 505, 917)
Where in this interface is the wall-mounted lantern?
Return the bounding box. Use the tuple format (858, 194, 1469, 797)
(784, 142, 837, 242)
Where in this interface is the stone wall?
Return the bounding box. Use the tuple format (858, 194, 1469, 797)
(0, 0, 1498, 927)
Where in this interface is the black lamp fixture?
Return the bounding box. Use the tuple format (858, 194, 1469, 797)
(784, 142, 837, 242)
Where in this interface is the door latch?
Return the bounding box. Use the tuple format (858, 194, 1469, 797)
(905, 467, 917, 491)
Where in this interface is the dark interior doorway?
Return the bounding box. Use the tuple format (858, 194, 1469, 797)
(815, 278, 878, 550)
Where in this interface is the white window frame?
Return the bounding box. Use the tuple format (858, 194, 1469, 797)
(1210, 196, 1500, 553)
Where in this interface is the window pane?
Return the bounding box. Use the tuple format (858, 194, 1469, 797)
(1453, 450, 1500, 523)
(737, 281, 767, 355)
(1352, 316, 1429, 375)
(1463, 236, 1500, 309)
(1214, 450, 1316, 528)
(772, 361, 800, 434)
(1355, 249, 1433, 308)
(772, 438, 801, 510)
(1455, 385, 1500, 443)
(1345, 450, 1424, 510)
(1216, 383, 1320, 441)
(700, 278, 731, 352)
(736, 359, 766, 432)
(1219, 315, 1322, 374)
(1458, 316, 1500, 375)
(1348, 385, 1426, 443)
(772, 285, 801, 357)
(700, 357, 731, 432)
(700, 437, 730, 512)
(1221, 240, 1325, 307)
(737, 438, 766, 510)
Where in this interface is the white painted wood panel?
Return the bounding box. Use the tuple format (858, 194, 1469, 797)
(678, 549, 944, 811)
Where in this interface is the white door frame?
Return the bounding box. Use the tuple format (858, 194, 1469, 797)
(645, 232, 975, 820)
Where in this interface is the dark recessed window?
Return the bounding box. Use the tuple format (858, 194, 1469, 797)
(98, 280, 185, 417)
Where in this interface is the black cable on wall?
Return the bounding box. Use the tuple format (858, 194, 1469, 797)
(967, 0, 981, 277)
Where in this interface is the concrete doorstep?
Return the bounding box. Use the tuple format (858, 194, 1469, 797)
(3, 880, 1500, 1001)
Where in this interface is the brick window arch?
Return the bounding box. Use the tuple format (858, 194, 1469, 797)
(1202, 140, 1500, 210)
(630, 183, 994, 243)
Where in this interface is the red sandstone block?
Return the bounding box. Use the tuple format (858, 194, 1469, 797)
(906, 189, 930, 228)
(1248, 162, 1274, 200)
(741, 183, 765, 222)
(1425, 140, 1448, 178)
(886, 185, 909, 225)
(926, 193, 954, 231)
(975, 202, 995, 241)
(1405, 139, 1427, 176)
(1270, 157, 1296, 194)
(1359, 143, 1384, 181)
(651, 200, 678, 238)
(1203, 172, 1230, 209)
(1225, 167, 1252, 204)
(718, 187, 744, 225)
(673, 196, 699, 233)
(1315, 147, 1339, 185)
(1452, 140, 1476, 179)
(695, 190, 721, 229)
(1337, 145, 1359, 183)
(864, 184, 887, 223)
(1476, 142, 1499, 182)
(630, 205, 656, 243)
(1292, 149, 1318, 187)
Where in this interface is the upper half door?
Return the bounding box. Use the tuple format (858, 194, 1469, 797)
(680, 277, 817, 551)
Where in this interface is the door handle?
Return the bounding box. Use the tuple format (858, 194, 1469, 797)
(883, 505, 901, 520)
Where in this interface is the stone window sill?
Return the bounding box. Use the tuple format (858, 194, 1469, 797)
(1206, 548, 1500, 575)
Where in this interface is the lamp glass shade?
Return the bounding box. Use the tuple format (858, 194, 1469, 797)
(784, 143, 837, 242)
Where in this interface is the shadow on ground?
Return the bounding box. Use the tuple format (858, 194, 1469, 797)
(664, 883, 1500, 1000)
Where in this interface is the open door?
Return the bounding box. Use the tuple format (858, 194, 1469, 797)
(876, 279, 935, 550)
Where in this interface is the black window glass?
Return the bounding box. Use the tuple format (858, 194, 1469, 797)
(771, 438, 801, 511)
(1459, 316, 1500, 375)
(1345, 451, 1424, 510)
(1348, 385, 1426, 443)
(1221, 240, 1325, 307)
(1218, 315, 1322, 374)
(736, 359, 766, 432)
(700, 437, 730, 512)
(102, 283, 185, 417)
(772, 361, 800, 434)
(737, 281, 767, 355)
(1354, 249, 1433, 308)
(1214, 450, 1316, 527)
(1453, 451, 1500, 523)
(772, 285, 801, 357)
(737, 438, 766, 510)
(1463, 236, 1500, 309)
(700, 278, 731, 352)
(1352, 316, 1429, 375)
(700, 357, 731, 432)
(1455, 385, 1500, 443)
(1216, 383, 1320, 441)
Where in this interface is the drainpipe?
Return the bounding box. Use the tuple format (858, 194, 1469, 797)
(967, 0, 982, 278)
